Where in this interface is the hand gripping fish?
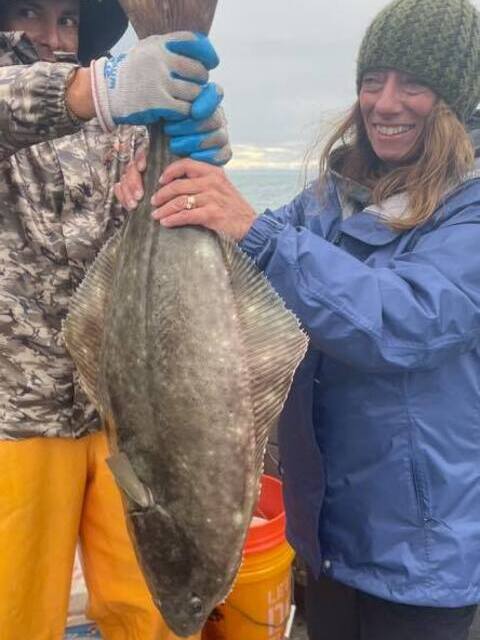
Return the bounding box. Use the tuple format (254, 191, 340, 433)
(64, 0, 308, 636)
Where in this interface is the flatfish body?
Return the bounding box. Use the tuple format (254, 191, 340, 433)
(64, 1, 309, 636)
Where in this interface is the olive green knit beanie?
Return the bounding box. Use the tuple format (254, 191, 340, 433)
(357, 0, 480, 122)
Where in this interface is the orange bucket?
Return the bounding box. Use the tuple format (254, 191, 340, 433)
(202, 475, 294, 640)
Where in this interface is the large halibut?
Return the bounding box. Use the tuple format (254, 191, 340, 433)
(64, 0, 308, 636)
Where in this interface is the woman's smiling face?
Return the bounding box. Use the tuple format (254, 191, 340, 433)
(0, 0, 80, 61)
(359, 69, 438, 166)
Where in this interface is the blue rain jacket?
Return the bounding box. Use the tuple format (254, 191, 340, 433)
(239, 170, 480, 607)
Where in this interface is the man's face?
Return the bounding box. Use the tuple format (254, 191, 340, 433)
(1, 0, 80, 61)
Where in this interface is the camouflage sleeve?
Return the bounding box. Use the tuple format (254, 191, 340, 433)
(0, 61, 83, 159)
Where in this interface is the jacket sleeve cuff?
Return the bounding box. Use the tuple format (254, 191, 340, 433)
(239, 211, 285, 260)
(10, 61, 83, 136)
(41, 62, 83, 130)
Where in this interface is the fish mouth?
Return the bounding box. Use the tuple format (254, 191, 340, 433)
(154, 599, 206, 637)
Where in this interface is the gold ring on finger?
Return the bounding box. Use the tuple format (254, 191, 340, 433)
(185, 194, 196, 210)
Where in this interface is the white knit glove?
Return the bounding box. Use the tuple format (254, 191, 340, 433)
(90, 32, 219, 132)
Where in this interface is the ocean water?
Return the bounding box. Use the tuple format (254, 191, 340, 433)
(227, 169, 306, 214)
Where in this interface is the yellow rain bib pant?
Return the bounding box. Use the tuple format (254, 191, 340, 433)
(0, 431, 201, 640)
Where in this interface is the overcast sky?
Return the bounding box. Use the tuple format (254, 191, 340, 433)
(115, 0, 480, 168)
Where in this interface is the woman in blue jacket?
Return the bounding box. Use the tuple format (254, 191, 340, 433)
(120, 0, 480, 637)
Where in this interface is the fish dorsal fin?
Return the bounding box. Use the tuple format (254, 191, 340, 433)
(219, 235, 309, 481)
(63, 230, 123, 409)
(107, 452, 155, 509)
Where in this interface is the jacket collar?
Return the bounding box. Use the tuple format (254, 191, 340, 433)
(329, 141, 480, 246)
(328, 169, 402, 245)
(0, 32, 40, 66)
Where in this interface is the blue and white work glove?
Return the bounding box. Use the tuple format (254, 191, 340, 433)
(166, 106, 232, 166)
(90, 32, 221, 132)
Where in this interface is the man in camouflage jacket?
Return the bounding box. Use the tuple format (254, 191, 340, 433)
(0, 2, 227, 638)
(0, 30, 146, 440)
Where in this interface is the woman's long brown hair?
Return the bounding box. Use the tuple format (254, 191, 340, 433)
(318, 101, 475, 230)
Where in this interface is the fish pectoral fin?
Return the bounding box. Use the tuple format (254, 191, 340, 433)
(219, 235, 309, 480)
(106, 452, 155, 509)
(63, 229, 123, 409)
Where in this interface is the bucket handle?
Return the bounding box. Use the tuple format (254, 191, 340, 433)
(224, 601, 292, 633)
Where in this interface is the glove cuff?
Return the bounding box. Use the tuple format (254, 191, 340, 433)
(90, 58, 116, 133)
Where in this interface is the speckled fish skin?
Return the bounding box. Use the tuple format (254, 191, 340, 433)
(104, 5, 252, 632)
(102, 216, 259, 636)
(96, 152, 309, 636)
(65, 1, 308, 637)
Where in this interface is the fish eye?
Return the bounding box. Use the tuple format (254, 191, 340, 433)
(189, 595, 203, 616)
